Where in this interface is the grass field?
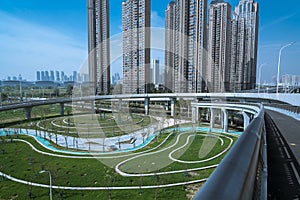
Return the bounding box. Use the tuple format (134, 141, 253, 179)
(0, 128, 237, 200)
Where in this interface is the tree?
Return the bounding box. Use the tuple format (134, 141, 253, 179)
(146, 83, 156, 93)
(66, 84, 73, 96)
(0, 93, 8, 102)
(53, 88, 60, 97)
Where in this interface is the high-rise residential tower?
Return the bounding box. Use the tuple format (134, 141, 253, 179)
(170, 0, 207, 93)
(37, 71, 41, 81)
(122, 0, 151, 94)
(231, 0, 259, 91)
(207, 0, 231, 92)
(88, 0, 110, 95)
(50, 71, 55, 82)
(45, 71, 50, 81)
(61, 71, 65, 82)
(152, 59, 160, 85)
(55, 71, 60, 82)
(165, 1, 176, 92)
(41, 71, 45, 81)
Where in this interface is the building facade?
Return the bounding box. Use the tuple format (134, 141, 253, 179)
(165, 1, 176, 92)
(167, 0, 207, 93)
(231, 0, 259, 91)
(152, 59, 160, 85)
(122, 0, 151, 94)
(207, 0, 231, 92)
(88, 0, 110, 95)
(37, 71, 41, 81)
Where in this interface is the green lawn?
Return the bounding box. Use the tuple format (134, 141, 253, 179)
(27, 113, 154, 138)
(0, 127, 237, 199)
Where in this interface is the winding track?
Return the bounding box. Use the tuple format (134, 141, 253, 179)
(0, 129, 234, 190)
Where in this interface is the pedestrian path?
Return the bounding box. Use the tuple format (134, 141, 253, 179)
(266, 110, 300, 199)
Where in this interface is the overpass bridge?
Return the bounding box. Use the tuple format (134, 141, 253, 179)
(1, 93, 300, 120)
(0, 93, 300, 199)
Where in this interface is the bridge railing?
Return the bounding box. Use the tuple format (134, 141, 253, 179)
(265, 103, 300, 115)
(194, 105, 267, 200)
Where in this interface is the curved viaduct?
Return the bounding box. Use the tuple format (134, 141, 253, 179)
(1, 93, 300, 120)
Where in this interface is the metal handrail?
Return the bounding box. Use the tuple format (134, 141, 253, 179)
(264, 103, 300, 115)
(194, 105, 266, 200)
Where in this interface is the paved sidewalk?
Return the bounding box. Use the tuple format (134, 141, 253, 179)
(266, 110, 300, 199)
(267, 110, 300, 164)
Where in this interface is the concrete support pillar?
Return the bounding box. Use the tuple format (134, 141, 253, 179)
(144, 97, 149, 115)
(243, 111, 250, 131)
(192, 106, 198, 123)
(220, 112, 223, 128)
(60, 103, 65, 116)
(205, 108, 209, 121)
(25, 107, 32, 120)
(222, 108, 228, 132)
(210, 108, 215, 130)
(90, 101, 95, 114)
(171, 98, 175, 117)
(118, 99, 122, 111)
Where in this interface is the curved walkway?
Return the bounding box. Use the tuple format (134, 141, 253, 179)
(0, 171, 207, 190)
(0, 130, 233, 190)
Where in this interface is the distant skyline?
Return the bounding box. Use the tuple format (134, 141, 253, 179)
(0, 0, 300, 83)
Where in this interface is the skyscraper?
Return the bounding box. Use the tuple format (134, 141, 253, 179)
(231, 0, 259, 91)
(207, 0, 231, 92)
(50, 71, 55, 81)
(45, 71, 50, 81)
(171, 0, 207, 93)
(73, 71, 78, 82)
(88, 0, 110, 95)
(165, 1, 176, 91)
(61, 71, 65, 82)
(152, 59, 160, 85)
(56, 71, 60, 82)
(122, 0, 151, 94)
(37, 71, 41, 81)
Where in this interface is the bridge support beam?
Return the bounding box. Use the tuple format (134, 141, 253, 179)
(90, 101, 95, 114)
(210, 108, 215, 131)
(192, 106, 198, 123)
(144, 97, 149, 115)
(118, 99, 122, 111)
(60, 103, 65, 116)
(220, 112, 223, 128)
(243, 111, 250, 131)
(222, 108, 228, 132)
(206, 108, 209, 121)
(25, 107, 32, 120)
(171, 98, 175, 117)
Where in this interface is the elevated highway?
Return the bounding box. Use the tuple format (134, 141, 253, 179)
(1, 93, 300, 120)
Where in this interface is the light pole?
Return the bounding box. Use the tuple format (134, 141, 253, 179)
(39, 170, 52, 200)
(258, 63, 267, 94)
(277, 41, 296, 94)
(0, 83, 2, 107)
(19, 80, 22, 102)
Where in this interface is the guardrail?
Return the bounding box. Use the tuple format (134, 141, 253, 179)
(194, 105, 267, 200)
(265, 103, 300, 115)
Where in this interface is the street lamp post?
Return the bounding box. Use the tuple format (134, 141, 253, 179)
(0, 84, 2, 107)
(19, 80, 22, 102)
(258, 63, 267, 94)
(39, 170, 52, 200)
(277, 41, 296, 94)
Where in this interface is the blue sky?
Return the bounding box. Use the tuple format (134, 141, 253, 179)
(0, 0, 300, 83)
